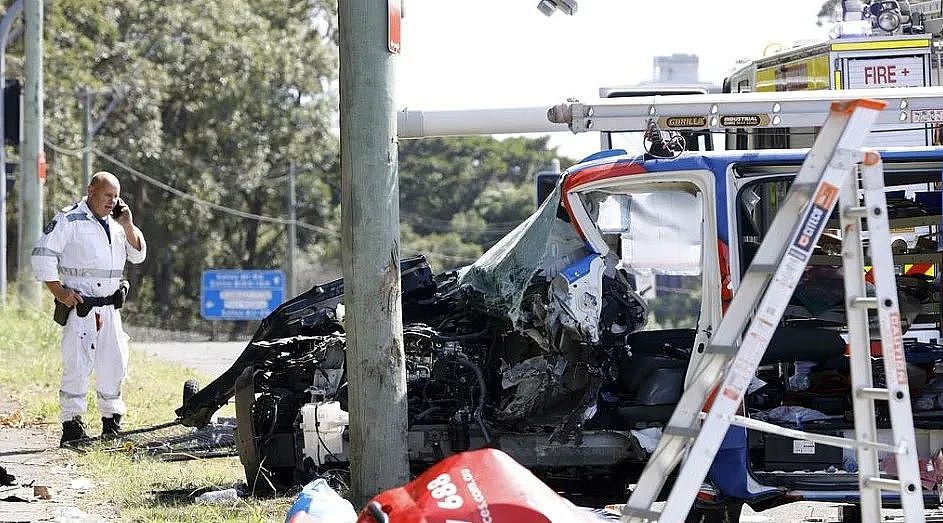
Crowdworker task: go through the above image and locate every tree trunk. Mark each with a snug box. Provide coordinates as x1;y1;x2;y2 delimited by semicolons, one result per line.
155;250;173;326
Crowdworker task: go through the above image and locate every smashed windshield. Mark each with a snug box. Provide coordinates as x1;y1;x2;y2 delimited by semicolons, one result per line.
580;185;704;329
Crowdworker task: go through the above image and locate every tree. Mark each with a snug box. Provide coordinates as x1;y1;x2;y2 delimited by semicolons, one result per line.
398;136;573;272
14;0;572;333
31;0;341;333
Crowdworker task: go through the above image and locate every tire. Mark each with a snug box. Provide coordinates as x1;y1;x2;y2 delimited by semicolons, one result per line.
182;379;200;404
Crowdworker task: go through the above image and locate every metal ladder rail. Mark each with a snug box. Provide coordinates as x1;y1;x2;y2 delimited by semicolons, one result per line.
551;86;943;134
620;99;887;523
841;154;925;522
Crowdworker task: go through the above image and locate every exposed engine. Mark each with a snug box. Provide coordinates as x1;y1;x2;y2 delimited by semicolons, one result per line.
188;254;667;491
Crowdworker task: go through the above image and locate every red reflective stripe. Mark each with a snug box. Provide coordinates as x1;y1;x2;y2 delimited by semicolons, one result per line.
831;98;887;113
561;161;647;239
905;263;934;276
718;240;732;314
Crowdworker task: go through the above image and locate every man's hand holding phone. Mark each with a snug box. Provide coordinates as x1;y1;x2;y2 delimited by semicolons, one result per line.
112;198;133;227
112;198;142;250
112;198;127;219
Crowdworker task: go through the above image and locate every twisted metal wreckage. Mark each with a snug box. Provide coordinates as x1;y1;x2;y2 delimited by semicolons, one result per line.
173;144;943;517
176;167;658;494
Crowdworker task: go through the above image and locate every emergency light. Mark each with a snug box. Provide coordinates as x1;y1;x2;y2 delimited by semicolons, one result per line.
536;0;577;17
865;0;904;33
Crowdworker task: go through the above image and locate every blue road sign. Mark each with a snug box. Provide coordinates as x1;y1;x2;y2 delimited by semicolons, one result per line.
201;269;285;320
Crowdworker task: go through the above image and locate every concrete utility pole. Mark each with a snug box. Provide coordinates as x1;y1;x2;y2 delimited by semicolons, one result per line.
286;160;296;298
0;0;23;305
339;0;409;507
19;0;41;302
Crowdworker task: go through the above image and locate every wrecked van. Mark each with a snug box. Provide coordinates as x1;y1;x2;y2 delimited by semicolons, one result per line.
177;147;943;520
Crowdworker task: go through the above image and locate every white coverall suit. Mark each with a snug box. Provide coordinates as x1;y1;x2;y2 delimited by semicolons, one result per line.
31;200;146;422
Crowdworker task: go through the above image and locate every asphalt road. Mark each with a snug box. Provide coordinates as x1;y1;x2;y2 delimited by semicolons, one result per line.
131;341;247;377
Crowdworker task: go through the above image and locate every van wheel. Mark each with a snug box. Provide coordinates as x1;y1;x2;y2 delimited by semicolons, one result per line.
182;379;200;404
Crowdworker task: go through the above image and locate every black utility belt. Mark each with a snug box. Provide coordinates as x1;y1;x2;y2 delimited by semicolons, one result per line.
53;281;130;326
78;293;121;309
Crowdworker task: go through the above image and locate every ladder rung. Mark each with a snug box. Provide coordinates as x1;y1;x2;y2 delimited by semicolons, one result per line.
747;263;777;274
843;205;868;219
864;477;903;491
851;297;878;309
663;425;700;438
621;506;661;521
790;181;817;195
857;387;891;401
726;414;898;453
705;344;737;356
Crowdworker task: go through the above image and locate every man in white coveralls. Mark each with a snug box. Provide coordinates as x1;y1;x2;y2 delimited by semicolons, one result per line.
31;171;146;445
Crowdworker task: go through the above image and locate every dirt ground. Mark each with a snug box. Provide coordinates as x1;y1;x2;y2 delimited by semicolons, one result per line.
0;399;117;523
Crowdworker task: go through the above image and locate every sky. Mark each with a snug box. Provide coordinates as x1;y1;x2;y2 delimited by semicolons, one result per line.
395;0;833;159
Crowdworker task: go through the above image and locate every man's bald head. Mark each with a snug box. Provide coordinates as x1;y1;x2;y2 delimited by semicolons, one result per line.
87;171;122;218
89;171;120;193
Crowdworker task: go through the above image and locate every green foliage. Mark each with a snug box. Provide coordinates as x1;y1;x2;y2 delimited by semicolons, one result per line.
0;298;63;421
398;136;573;272
79;451;291;522
29;0;341;332
0;293;205;426
647;290;702;329
8;1;572;331
0;297;288;521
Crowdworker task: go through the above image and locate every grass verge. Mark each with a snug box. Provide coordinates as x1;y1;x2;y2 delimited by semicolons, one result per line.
0;299;292;521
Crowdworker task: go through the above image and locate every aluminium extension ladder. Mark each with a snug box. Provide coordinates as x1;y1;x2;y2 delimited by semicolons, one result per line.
620;99;926;523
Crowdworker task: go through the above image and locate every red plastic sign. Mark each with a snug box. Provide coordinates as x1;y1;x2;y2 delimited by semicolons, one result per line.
357;449;600;523
38;151;46;185
388;0;401;54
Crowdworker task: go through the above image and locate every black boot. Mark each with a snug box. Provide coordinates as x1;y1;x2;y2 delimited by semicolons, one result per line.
101;414;122;438
60;417;89;446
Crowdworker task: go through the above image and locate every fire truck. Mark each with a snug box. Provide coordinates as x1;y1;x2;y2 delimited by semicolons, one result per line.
723;0;942;150
721;1;942;287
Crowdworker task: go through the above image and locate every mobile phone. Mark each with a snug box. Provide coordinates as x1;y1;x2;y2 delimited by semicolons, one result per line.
112;199;126;219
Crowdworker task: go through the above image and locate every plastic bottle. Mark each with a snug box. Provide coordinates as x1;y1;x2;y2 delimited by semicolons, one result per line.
195;488;240;504
284;478;357;523
300;402;349;466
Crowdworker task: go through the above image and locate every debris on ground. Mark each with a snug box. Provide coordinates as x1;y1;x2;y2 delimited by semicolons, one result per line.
0;489;33;502
0;464;14;486
194;485;243;504
63;417;237;461
194;488;240;504
55;506;108;523
69;478;94;491
284;478;356;523
0;407;44;428
33;485;52;500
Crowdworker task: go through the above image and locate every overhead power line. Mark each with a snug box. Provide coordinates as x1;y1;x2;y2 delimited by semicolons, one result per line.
44;140;90;156
44;139;339;237
95;149;339;236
